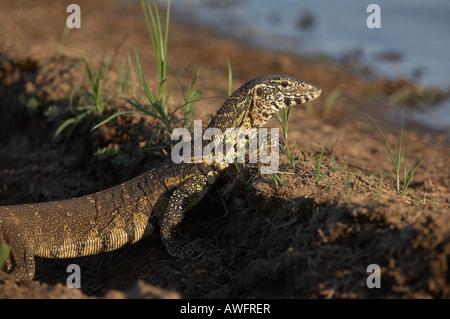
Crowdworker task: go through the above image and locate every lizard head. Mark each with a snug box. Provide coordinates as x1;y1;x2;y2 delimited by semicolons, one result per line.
206;74;321;131
245;74;322;128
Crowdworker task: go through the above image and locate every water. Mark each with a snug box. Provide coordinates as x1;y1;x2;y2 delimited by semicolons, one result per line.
170;0;450;130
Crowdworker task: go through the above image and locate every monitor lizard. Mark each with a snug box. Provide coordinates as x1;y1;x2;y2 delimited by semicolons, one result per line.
0;74;321;281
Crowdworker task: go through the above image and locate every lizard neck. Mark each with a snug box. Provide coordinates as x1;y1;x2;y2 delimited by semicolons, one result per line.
206;84;256;133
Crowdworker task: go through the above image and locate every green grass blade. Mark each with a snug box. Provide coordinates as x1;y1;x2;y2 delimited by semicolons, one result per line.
316;145;326;184
141;0;157;61
394;140;401;190
397;110;404;190
0;244;10;270
274;111;283;123
90;111;144;131
323;88;340;116
367;113;401;190
367;114;396;161
227;59;233;97
133;46;156;105
141;0;170;111
127;52;137;96
186;66;202;100
56;25;70;52
402;152;430;195
183;66;203;120
53;116;80;142
163;0;170;77
402;150;408;192
68;87;80;112
168;51;199;101
283;105;291;139
123;97;163;119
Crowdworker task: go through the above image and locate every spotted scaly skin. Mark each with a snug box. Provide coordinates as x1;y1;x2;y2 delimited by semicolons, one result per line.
0;75;321;281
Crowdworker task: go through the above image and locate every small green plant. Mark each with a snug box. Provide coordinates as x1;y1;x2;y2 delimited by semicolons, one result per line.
270;172;285;187
178;65;203;128
80;55;109;115
94;146;131;167
129;0;202;133
0;244;10;270
267;151;285;187
52;87;82;142
53;51;112;142
25;96;42;112
92;0;204;146
117;52;138;98
315;145;341;187
367;111;430;197
274;104;296;167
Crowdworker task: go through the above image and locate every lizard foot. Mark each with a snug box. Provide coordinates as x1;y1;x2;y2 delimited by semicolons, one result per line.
164;238;206;260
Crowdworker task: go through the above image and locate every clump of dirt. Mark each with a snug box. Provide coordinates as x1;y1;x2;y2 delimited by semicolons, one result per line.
378;77;450;109
0;0;449;299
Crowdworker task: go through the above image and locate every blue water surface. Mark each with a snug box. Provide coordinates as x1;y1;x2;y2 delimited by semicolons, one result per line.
169;0;450;129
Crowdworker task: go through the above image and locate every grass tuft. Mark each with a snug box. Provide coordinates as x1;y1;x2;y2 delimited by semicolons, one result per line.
367;110;430;196
91;0;205;151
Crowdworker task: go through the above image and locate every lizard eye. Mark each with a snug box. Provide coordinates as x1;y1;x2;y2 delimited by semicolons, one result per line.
281;81;289;88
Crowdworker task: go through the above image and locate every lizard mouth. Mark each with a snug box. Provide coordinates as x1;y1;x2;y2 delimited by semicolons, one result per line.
313;87;322;98
304;87;322;103
304;82;322;100
283;86;322;108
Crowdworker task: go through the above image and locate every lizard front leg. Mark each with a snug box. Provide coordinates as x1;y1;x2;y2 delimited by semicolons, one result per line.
159;172;212;258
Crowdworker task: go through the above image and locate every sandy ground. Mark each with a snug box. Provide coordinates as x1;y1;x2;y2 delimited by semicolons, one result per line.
0;0;449;298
